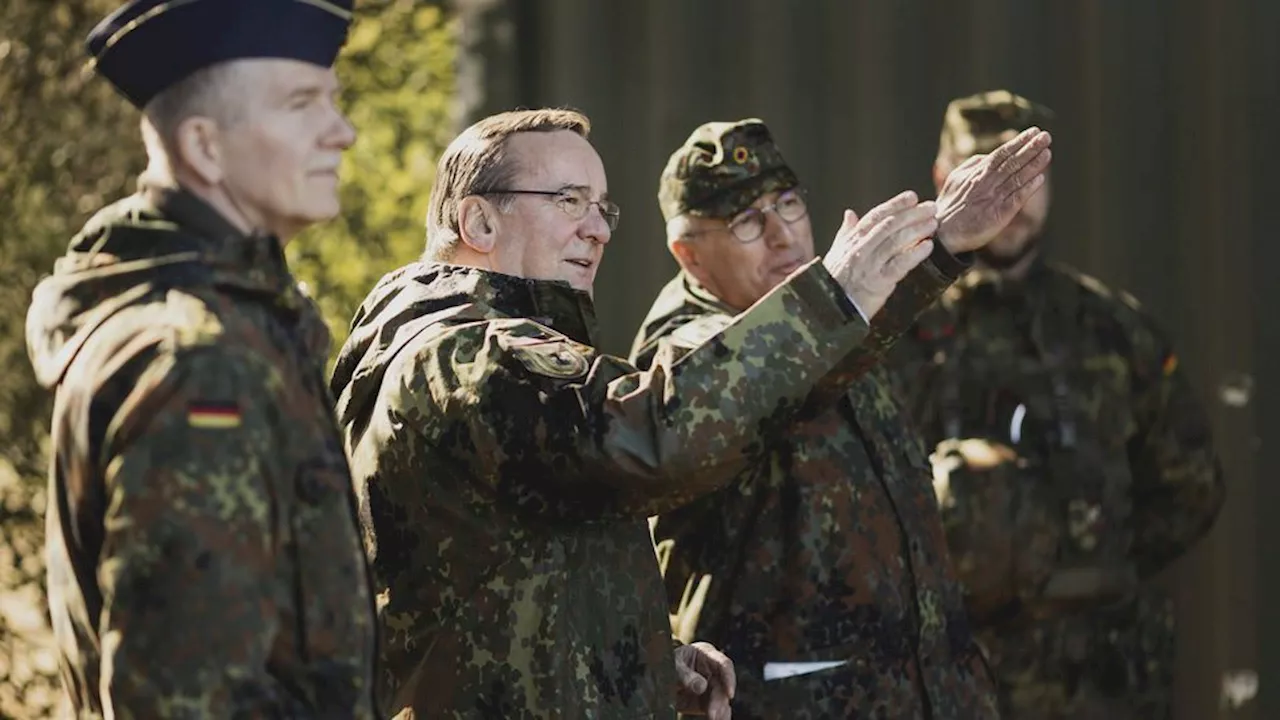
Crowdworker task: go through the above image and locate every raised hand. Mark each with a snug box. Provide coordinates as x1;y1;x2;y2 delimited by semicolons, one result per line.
823;190;937;319
935;128;1053;254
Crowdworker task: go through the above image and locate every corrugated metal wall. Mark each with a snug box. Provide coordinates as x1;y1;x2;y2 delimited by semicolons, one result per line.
453;1;1279;716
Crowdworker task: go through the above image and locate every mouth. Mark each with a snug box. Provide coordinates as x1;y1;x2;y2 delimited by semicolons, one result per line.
565;258;595;271
772;259;805;275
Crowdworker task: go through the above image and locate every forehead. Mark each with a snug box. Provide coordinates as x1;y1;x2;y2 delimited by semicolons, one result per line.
506;130;606;190
237;58;340;97
686;188;791;227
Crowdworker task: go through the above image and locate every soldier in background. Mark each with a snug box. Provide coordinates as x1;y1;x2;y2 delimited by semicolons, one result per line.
892;90;1226;719
24;0;377;715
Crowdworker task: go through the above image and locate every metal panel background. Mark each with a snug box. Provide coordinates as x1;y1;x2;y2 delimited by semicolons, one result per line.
453;1;1278;716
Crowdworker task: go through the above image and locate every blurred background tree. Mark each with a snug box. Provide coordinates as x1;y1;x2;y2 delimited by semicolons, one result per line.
0;1;456;715
291;0;457;349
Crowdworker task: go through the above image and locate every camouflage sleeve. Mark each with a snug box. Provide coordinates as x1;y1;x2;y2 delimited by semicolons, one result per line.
633;313;736;368
633;246;967;374
1126;316;1226;577
866;242;968;349
402;260;875;521
94;346;310;718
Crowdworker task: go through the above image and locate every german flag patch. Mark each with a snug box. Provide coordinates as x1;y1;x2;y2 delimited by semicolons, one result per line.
187;402;242;429
1162;353;1179;376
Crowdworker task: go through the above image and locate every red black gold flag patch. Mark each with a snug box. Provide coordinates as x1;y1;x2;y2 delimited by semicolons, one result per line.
1162;354;1179;376
187;402;242;429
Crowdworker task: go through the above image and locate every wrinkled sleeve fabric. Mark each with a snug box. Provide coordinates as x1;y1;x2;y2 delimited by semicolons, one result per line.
634;249;966;392
397;260;875;521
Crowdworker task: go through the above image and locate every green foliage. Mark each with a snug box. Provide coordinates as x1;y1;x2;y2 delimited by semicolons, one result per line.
290;0;457;354
0;1;456;716
0;1;142;492
0;3;141;715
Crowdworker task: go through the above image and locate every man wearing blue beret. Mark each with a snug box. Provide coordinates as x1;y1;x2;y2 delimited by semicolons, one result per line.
24;0;378;716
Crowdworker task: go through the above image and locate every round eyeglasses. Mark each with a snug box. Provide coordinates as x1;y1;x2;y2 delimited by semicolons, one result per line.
722;188;809;243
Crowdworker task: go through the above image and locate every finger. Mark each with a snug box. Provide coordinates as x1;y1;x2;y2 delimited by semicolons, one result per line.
862;202;936;248
950;153;985;178
827;209;863;257
839;194;925;258
854;214;901;260
693;643;736;698
996;173;1047;218
707;692;733;720
991;129;1052;179
835;209;859;244
864;212;938;269
993;147;1051;202
985;126;1044;171
714;654;736;700
854;190;919;234
675;662;708;695
881;239;934;283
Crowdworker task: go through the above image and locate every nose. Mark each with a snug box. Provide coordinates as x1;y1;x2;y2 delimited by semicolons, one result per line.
326;104;357;151
581;203;612;246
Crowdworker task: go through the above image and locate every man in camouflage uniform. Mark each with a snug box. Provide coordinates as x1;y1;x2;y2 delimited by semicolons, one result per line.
24;1;377;716
328;107;982;718
891;90;1226;719
629;118;1052;719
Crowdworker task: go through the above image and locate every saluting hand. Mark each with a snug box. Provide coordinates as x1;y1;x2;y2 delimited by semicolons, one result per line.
823;190;938;320
935;127;1053;254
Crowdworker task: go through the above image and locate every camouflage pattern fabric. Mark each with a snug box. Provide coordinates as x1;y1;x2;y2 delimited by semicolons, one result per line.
25;185;378;719
938;90;1057;161
328;256;900;719
630;252;1001;720
658;119;800;222
892;260;1226;719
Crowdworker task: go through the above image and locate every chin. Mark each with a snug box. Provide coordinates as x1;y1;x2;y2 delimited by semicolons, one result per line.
313;196;343;220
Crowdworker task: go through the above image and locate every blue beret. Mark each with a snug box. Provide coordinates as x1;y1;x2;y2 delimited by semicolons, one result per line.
86;0;355;109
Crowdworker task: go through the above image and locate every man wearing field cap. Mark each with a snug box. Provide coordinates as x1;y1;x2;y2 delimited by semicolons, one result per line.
893;90;1225;719
25;1;377;716
630;117;1052;718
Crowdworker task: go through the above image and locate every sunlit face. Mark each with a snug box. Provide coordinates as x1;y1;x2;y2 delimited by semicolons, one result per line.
489;130;612;292
671;188;815;311
217;59;356;239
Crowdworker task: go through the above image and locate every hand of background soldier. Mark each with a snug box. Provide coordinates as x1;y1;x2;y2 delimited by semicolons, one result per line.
935;127;1053;253
822;190;938;319
674;641;736;720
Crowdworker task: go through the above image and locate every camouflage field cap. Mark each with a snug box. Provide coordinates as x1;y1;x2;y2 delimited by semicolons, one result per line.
658;119;800;222
939;90;1056;159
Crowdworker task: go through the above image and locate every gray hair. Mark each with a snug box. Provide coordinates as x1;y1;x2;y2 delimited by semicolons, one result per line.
423;108;590;261
140;61;251;165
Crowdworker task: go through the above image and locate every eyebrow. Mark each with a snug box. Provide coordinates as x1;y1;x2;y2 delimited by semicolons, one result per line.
735;189;797;217
285;86;322;102
284;82;341;104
